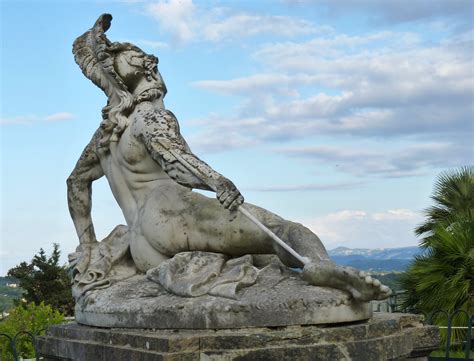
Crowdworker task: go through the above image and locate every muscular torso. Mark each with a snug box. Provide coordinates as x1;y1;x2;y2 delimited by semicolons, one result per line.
71;101;272;270
97;102;187;227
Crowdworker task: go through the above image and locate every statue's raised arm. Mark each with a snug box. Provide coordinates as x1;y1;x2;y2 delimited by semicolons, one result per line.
136;107;244;210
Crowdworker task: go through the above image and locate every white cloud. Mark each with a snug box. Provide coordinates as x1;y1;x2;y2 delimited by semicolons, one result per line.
142;3;472;179
278;142;471;178
303;208;422;249
372;209;419;221
145;1;325;44
188;133;257;153
186;114;265;153
253;30;422;68
146;0;196;44
246;181;365;192
193;73;323;96
325;210;368;221
202;14;320;42
189;26;473;166
44;112;75;122
188;116;472;175
138;39;169;49
1;112;75;125
284;0;473;29
252;35;472;135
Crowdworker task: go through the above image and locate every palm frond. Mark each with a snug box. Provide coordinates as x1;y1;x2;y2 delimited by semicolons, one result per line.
416;166;474;236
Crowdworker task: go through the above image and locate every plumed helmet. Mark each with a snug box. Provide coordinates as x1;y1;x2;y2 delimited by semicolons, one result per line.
72;14;130;97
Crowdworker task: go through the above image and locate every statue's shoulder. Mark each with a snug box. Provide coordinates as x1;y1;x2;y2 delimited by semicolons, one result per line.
89;127;105;153
139;107;177;124
73;127;104;167
135;107;179;133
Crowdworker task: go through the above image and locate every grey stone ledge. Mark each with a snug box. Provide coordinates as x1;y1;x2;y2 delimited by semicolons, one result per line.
38;313;440;361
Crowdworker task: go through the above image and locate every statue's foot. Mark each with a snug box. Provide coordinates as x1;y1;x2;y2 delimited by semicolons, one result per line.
302;261;391;302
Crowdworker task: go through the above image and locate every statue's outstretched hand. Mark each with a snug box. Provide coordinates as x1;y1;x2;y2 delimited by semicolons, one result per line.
216;177;244;210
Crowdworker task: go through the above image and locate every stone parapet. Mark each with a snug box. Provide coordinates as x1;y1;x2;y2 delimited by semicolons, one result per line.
38;312;439;361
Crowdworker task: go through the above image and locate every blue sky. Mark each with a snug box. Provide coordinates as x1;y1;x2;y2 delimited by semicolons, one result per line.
1;0;473;274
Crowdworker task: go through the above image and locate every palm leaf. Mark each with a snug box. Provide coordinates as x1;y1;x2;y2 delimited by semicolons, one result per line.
415;166;474;236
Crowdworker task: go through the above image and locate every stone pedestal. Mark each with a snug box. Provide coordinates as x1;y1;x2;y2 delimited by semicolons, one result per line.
74;273;372;329
38;313;439;361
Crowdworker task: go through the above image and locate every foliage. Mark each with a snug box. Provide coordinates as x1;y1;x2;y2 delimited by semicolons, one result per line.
373;273;403;292
431;349;474;359
0;277;24;313
415;166;474;236
0;302;64;361
400;218;473;314
7;243;74;316
400;167;474;350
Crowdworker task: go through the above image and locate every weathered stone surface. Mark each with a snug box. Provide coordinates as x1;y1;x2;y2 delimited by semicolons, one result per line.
74;273;371;329
38;313;439;361
67;13;390;330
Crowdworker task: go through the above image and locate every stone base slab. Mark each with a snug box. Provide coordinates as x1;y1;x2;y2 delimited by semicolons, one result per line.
38;313;439;361
74;273;372;329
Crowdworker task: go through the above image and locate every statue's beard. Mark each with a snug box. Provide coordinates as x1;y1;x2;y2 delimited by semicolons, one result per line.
134;87;164;104
99;86;165;148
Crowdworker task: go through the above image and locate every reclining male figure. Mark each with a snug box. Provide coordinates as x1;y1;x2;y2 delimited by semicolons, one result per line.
68;14;390;302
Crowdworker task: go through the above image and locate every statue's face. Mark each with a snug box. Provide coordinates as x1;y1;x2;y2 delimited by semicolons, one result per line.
114;50;166;96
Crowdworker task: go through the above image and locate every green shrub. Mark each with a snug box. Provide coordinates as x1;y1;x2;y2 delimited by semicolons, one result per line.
0;302;64;361
8;244;75;316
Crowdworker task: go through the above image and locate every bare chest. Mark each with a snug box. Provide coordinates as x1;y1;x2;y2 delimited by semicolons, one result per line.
115;127;150;166
96;128;159;177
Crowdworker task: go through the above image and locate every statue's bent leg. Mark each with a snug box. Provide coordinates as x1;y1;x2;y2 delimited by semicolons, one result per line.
137;188;391;301
244;204;392;302
272;222;330;266
130;232;170;273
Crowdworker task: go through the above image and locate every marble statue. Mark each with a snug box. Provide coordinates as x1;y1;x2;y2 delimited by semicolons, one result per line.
67;14;390;328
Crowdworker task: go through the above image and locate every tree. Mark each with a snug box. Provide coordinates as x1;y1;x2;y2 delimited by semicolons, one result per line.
415;166;474;236
0;302;64;361
400;217;473;313
400;167;474;348
7;244;74;316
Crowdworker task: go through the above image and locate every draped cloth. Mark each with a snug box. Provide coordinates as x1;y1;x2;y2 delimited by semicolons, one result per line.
147;252;259;299
69;225;137;299
70;225;261;300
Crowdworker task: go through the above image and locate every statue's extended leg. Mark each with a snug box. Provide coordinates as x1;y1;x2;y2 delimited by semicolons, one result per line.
249;205;392;302
138;188;391;301
302;262;391;301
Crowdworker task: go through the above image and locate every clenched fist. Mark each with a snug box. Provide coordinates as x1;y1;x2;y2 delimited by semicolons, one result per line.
216;177;244;210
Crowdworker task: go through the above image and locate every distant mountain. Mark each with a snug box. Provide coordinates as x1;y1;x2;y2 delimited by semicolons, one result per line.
328;246;422;272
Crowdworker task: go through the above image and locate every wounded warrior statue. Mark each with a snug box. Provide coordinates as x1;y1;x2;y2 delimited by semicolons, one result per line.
68;14;391;329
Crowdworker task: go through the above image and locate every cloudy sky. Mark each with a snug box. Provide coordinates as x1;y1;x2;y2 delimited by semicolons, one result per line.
1;0;473;274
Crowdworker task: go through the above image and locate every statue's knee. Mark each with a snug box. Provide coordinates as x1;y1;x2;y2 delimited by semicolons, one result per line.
103;224;129;242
